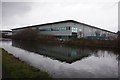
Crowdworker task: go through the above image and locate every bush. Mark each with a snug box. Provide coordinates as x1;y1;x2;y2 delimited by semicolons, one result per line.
12;29;40;41
64;38;118;49
12;28;58;43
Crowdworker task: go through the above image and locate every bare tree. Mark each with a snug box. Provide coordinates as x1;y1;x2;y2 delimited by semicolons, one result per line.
95;31;101;37
12;28;57;42
12;28;40;41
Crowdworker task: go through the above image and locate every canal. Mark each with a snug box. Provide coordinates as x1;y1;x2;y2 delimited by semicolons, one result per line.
0;40;119;78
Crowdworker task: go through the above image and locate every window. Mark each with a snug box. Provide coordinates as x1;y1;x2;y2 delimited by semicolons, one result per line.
66;26;70;30
39;26;70;31
72;27;77;32
39;29;46;31
61;27;66;30
47;28;51;31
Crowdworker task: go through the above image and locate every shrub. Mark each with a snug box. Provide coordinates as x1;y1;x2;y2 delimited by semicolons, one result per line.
12;28;58;43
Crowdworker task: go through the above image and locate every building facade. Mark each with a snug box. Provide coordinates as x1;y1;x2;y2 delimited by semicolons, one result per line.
12;20;117;40
0;30;12;38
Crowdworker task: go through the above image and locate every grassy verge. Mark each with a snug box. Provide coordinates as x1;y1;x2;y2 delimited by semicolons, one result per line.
1;48;52;79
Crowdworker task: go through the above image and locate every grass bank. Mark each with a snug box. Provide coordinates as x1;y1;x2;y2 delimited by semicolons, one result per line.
1;48;52;79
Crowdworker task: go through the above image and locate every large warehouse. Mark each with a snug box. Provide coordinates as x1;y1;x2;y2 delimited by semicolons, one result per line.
12;20;117;40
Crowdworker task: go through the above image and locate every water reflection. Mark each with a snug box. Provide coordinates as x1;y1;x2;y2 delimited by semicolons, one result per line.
1;41;119;78
12;41;100;63
119;55;120;79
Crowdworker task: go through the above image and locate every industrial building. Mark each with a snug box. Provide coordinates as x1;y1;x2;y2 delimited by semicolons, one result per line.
0;30;12;36
0;30;12;38
12;20;117;40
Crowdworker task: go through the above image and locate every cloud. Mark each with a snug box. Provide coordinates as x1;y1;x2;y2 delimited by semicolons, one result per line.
2;2;33;29
119;1;120;31
1;0;119;32
0;2;2;29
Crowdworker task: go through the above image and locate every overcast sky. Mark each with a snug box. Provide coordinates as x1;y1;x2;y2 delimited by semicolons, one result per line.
1;0;120;32
118;1;120;31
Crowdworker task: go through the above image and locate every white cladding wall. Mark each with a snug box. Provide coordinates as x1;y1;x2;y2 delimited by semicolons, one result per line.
6;32;12;36
69;22;117;39
69;22;96;38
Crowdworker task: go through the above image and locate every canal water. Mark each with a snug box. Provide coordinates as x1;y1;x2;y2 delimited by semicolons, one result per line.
0;41;119;78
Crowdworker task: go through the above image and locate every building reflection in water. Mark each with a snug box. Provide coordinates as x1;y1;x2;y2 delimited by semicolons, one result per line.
12;41;117;64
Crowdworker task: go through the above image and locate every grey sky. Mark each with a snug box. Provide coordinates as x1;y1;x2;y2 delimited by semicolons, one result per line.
118;1;120;31
1;0;119;32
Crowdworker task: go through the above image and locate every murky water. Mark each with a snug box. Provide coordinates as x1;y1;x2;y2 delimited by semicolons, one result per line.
0;41;119;78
